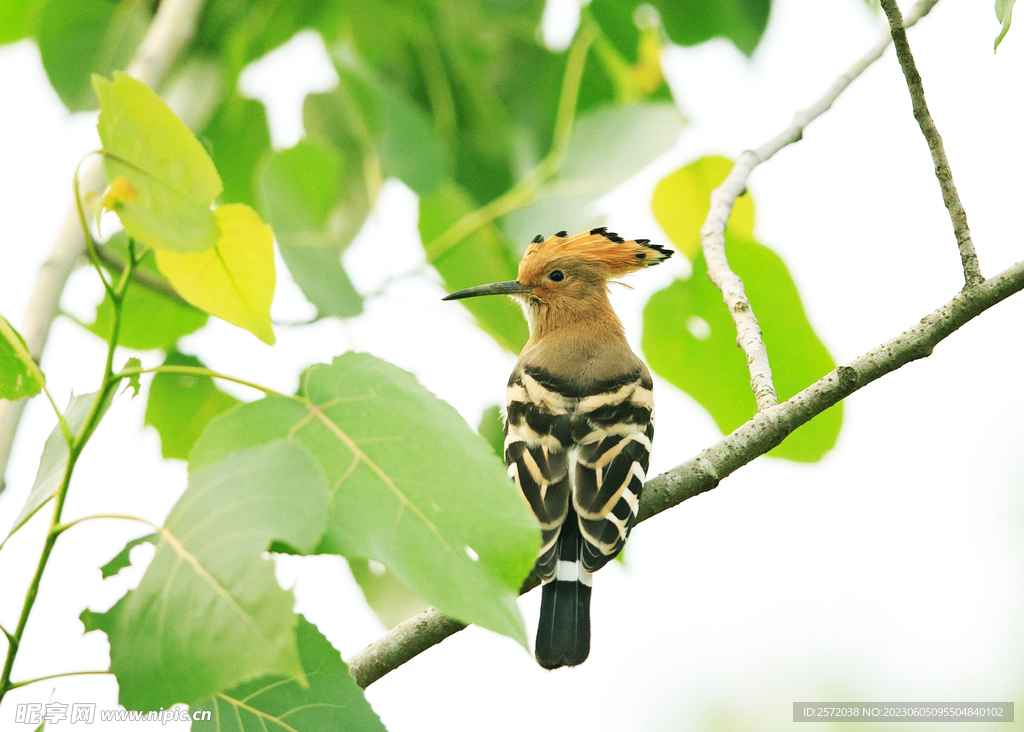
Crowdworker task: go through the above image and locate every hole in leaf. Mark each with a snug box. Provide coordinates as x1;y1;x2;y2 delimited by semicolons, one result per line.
367;559;387;577
464;546;480;562
687;316;711;340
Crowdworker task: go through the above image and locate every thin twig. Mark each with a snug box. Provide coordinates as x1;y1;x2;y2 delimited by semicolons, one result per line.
699;0;940;413
879;0;983;287
348;253;1024;690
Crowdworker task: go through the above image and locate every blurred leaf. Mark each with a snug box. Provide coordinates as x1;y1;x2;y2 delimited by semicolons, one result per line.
94;72;222;253
38;0;150;112
590;0;643;62
0;0;44;44
643;237;841;462
8;392;110;537
478;405;505;460
995;0;1015;51
502;102;683;246
348;558;428;630
421;181;528;353
201;95;271;209
649;0;772;56
89;234;208;351
155;204;276;345
257;140;363;319
326;53;447;196
653;155;755;260
122;357;142;397
82;439;331;710
0;314;44;401
586;8;669;106
378;81;446;195
144;351;240;461
260;142;340;239
191;353;540;646
192;0;348;83
100;533;155;579
191;616;386;732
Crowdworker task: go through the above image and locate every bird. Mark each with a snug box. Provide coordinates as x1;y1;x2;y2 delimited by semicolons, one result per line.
443;227;673;669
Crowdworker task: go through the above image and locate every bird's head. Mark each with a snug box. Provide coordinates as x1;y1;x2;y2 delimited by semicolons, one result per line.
442;228;673;315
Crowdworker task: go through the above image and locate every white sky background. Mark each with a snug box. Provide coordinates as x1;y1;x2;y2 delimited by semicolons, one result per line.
1;0;1024;730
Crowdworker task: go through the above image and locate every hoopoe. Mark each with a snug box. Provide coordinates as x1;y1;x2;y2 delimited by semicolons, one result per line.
443;227;672;668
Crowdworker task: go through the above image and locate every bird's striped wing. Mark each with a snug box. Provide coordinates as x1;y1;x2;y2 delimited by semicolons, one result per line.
504;378;572;581
572;377;653;572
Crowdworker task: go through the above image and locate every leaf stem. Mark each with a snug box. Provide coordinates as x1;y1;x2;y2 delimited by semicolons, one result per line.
110;364;300;402
6;670;109;691
52;513;158;537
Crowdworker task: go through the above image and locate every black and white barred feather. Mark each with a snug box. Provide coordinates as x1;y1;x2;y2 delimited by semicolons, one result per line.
505;363;653;668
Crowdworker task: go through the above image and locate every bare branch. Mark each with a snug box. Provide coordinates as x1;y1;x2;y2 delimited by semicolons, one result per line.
0;0;208;493
348;253;1024;690
879;0;984;287
700;0;940;413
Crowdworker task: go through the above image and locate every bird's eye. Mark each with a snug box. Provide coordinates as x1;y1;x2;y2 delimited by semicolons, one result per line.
548;270;565;282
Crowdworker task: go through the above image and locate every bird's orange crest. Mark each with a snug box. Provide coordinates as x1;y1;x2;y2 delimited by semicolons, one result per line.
518;227;672;284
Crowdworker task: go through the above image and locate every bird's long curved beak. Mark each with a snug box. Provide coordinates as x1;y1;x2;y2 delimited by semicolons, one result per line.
442;281;531;300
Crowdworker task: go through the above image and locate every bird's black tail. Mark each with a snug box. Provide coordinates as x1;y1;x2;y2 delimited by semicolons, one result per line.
535;506;591;669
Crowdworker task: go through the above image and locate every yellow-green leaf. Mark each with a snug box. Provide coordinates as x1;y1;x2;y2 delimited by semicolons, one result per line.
995;0;1016;51
93;72;222;253
643;236;841;462
652;156;755;260
156;204;275;344
0;314;45;401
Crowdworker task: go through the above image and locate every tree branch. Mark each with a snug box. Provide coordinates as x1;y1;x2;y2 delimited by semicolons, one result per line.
348;253;1024;690
0;0;208;494
345;0;964;688
700;0;939;412
879;0;983;287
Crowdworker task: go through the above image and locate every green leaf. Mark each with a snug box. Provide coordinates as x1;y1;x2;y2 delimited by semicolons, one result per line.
0;314;45;401
192;0;348;83
8;392;110;537
100;533;156;579
93;72;222;253
155;204;276;344
37;0;150;112
421;182;528;353
996;0;1016;51
652;155;755;260
642;237;841;462
191;353;540;645
478;405;505;461
191;615;386;732
144;352;241;461
122;357;142;398
649;0;772;56
0;0;44;44
501;102;684;247
88;235;208;350
348;558;428;630
201;95;271;209
326;54;447;197
257;141;363;319
377;81;445;196
83;439;331;710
